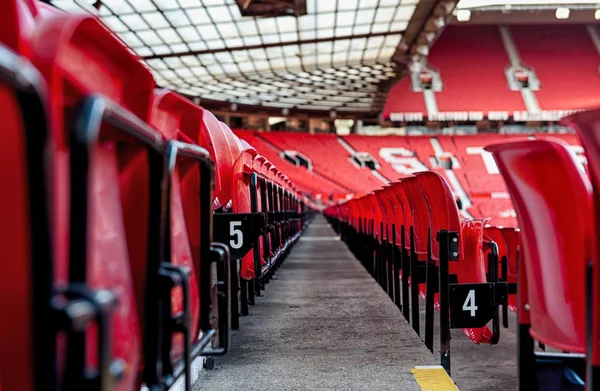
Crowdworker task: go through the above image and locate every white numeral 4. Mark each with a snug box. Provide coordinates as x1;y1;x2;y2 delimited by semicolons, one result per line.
463;290;478;317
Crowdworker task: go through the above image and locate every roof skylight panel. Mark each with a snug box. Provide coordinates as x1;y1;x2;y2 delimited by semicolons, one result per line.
278;31;298;42
163;56;184;68
338;0;359;11
141;12;170;29
51;1;88;13
120;32;144;48
395;5;417;21
120;13;150;30
336;10;356;27
217;23;239;38
128;0;157;12
157;28;183;44
335;26;353;37
221;63;240;73
102;16;129;33
103;0;135;13
150;45;171;55
390;20;409;31
354;8;376;25
206;5;232;22
374;7;395;23
152;0;180;10
185;8;211;24
137;29;164;45
176;26;201;41
236;61;256;74
165;9;192;26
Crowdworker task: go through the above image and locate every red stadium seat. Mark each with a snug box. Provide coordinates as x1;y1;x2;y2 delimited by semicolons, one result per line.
31;13;161;391
487;138;592;352
0;42;52;391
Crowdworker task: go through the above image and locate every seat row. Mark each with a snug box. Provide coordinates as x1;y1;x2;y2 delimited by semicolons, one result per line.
325;110;600;389
0;2;313;391
324;171;519;374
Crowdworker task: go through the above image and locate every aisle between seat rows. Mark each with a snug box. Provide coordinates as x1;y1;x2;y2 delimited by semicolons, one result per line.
195;215;458;391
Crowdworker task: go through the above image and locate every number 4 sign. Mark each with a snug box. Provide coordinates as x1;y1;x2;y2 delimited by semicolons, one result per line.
462;290;478;317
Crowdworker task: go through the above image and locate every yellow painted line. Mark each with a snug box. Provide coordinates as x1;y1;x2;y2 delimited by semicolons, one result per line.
411;365;459;391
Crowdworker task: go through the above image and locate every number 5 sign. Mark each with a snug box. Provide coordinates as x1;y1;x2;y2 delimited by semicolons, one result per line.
213;212;266;259
230;221;243;249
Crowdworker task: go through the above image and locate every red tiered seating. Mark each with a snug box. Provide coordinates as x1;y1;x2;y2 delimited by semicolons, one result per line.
344;135;429;181
428;26;526;112
261;131;383;193
234;129;349;197
381;77;427;119
511;24;600;111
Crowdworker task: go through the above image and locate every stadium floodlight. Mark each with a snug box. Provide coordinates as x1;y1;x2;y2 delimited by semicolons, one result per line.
555;7;570;19
595;9;600;19
456;9;471;21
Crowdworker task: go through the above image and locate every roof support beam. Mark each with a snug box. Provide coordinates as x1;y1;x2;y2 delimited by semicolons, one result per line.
142;30;404;60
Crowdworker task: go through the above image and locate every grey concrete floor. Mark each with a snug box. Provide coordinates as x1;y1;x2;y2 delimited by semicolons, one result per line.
195;216;439;391
414;296;518;391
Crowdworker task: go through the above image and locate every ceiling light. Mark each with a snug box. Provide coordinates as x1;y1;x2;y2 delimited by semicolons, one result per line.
456;9;471;22
595;9;600;20
556;7;570;19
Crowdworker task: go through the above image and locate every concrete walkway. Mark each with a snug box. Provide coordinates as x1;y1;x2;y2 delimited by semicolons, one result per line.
195;215;444;391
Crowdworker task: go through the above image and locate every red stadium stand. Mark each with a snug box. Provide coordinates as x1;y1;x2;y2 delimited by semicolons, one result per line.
344;135;430;181
511;24;600;111
381;77;427;120
428;26;526;113
261;131;383;193
234;129;349;197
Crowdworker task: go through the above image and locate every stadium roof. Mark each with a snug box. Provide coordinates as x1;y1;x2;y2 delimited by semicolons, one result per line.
51;0;445;116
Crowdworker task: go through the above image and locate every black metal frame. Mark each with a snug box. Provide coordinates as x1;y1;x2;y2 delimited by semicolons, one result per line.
212;171;308;330
71;96;229;391
0;43;57;391
331;216;518;378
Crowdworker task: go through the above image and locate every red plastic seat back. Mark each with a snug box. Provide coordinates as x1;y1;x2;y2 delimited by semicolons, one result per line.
0;44;50;391
149;90;205;351
232;150;260;279
31;15;156;390
486;139;592;352
401;177;430;255
0;0;38;56
389;182;412;247
562;110;600;361
383;185;404;245
414;171;462;260
197;109;234;208
375;188;393;240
